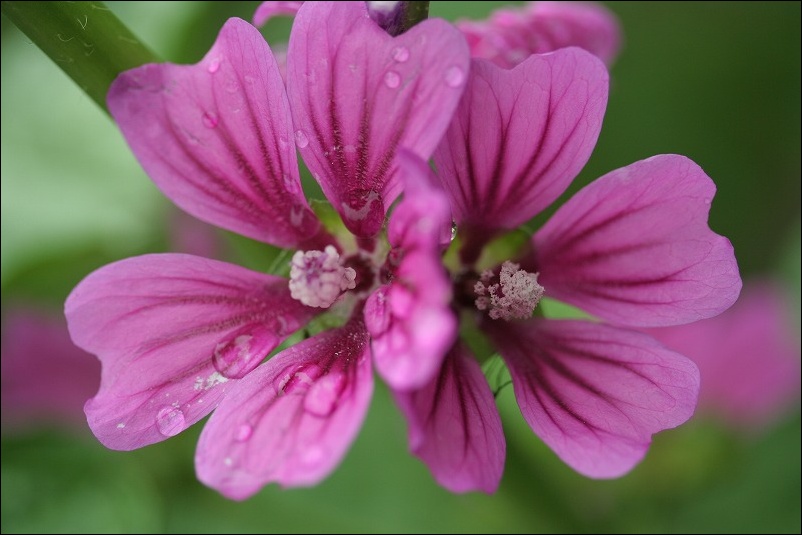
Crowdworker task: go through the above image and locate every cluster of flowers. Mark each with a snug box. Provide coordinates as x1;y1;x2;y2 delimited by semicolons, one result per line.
65;1;744;499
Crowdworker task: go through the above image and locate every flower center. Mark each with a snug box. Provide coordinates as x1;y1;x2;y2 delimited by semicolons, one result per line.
474;261;545;321
289;245;357;308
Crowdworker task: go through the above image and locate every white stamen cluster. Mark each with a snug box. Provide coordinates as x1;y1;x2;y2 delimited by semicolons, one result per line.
474;261;545;321
289;245;357;308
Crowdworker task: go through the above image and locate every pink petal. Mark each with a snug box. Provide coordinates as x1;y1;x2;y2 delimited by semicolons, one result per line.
195;314;372;499
458;2;620;69
65;254;316;450
433;50;608;240
531;155;742;327
108;18;326;250
253;1;303;26
287;1;470;237
394;343;505;493
388;149;453;251
365;248;457;390
646;281;800;429
1;308;100;429
485;318;699;478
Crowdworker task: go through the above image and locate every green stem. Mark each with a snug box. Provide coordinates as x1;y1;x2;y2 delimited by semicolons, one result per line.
1;1;160;115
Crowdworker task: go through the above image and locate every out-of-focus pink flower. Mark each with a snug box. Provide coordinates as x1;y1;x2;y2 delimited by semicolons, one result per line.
252;1;303;27
67;2;468;500
457;1;621;68
646;282;800;429
1;308;100;429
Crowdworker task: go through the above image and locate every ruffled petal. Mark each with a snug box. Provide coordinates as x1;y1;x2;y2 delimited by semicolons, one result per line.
365;248;456;390
253;1;303;26
646;281;801;428
287;1;470;237
433;50;608;237
108;18;325;249
65;254;316;450
394;343;505;493
485;318;699;478
195;314;372;499
458;1;621;68
531;155;742;327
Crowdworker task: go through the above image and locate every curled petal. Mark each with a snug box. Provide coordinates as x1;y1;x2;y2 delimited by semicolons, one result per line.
253;1;303;26
287;1;470;237
66;254;316;450
485;318;699;478
196;314;372;499
365;248;456;390
434;50;608;237
388;149;453;251
108;18;325;249
394;344;505;493
646;282;801;428
458;1;621;68
531;155;742;327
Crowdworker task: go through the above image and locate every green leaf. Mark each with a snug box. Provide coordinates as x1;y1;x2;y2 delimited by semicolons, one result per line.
1;1;159;114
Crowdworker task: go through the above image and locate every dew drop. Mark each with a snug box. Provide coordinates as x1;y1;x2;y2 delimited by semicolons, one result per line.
213;332;277;379
451;221;458;241
156;406;185;437
384;71;401;89
207;58;221;74
274;364;320;396
295;129;309;148
278;136;289;150
303;373;346;417
235;424;253;442
301;446;325;466
202;112;218;129
391;46;409;63
444;65;465;88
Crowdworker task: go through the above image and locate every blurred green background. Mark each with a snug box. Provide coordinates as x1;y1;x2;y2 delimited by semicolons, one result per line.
1;2;800;533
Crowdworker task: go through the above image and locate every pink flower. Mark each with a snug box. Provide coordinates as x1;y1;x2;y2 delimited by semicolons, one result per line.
646;282;800;429
380;49;741;492
67;2;468;499
457;1;622;68
2;308;100;430
66;2;741;500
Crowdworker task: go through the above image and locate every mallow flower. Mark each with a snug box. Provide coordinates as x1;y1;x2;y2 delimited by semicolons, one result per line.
66;1;741;499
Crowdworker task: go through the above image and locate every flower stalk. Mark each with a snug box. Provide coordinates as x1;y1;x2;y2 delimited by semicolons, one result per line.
1;1;159;114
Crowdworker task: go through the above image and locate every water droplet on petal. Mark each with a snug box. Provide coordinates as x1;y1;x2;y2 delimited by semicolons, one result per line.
207;58;221;74
444;65;465;88
391;46;409;63
451;221;458;241
235;424;253;442
156;406;185;437
202;112;218;128
304;373;346;417
213;331;278;379
279;136;289;150
274;364;320;396
384;71;401;89
301;446;325;466
295;129;309;148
